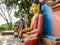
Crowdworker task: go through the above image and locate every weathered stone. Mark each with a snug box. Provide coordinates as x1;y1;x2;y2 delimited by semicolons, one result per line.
0;35;24;45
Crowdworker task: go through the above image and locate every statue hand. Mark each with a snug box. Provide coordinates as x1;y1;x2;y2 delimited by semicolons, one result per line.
18;31;22;38
26;32;30;35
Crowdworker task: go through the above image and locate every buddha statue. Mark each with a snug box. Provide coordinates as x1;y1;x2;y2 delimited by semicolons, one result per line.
18;2;44;38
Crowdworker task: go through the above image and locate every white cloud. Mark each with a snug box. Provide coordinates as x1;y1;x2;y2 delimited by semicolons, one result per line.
0;17;7;25
0;2;20;25
0;16;20;25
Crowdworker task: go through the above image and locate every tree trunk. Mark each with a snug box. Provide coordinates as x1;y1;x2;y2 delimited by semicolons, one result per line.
9;22;12;30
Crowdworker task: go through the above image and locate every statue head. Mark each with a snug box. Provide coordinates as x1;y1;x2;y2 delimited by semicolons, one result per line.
46;0;55;6
32;2;41;14
19;19;23;24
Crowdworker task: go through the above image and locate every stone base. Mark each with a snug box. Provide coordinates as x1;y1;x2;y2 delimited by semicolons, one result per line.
2;31;14;35
42;37;60;45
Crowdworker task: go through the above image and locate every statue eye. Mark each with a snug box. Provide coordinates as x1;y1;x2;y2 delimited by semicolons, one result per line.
32;5;35;9
32;6;34;8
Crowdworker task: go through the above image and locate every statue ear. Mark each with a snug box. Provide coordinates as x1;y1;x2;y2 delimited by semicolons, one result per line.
38;3;40;7
37;3;40;9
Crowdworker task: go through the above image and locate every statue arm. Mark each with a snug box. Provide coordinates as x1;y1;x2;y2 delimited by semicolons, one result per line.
18;18;34;38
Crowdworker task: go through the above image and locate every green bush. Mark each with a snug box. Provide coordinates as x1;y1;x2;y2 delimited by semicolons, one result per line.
0;23;17;32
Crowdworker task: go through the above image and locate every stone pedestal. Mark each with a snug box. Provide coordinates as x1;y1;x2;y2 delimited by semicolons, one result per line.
42;37;60;45
2;31;14;35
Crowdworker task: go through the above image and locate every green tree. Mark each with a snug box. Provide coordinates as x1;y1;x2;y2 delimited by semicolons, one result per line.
4;0;34;18
0;0;34;30
0;1;15;30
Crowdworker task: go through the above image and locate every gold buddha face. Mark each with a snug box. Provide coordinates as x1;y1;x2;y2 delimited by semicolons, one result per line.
20;20;23;24
32;3;40;14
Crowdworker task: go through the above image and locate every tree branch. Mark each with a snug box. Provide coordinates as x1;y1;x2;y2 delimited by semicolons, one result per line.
0;13;9;23
0;7;7;19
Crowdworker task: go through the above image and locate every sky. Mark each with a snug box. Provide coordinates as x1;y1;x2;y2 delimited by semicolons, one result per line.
0;6;20;25
0;16;20;25
0;9;20;25
0;0;20;25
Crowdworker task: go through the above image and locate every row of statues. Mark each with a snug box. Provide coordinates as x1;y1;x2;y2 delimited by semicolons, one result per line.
14;0;60;45
18;0;56;38
15;0;59;38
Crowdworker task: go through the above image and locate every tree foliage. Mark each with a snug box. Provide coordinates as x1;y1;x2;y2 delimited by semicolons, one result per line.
0;1;14;30
0;0;34;30
4;0;34;18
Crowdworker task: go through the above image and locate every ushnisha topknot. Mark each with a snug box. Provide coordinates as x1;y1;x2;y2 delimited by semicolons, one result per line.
34;0;40;4
34;0;39;3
